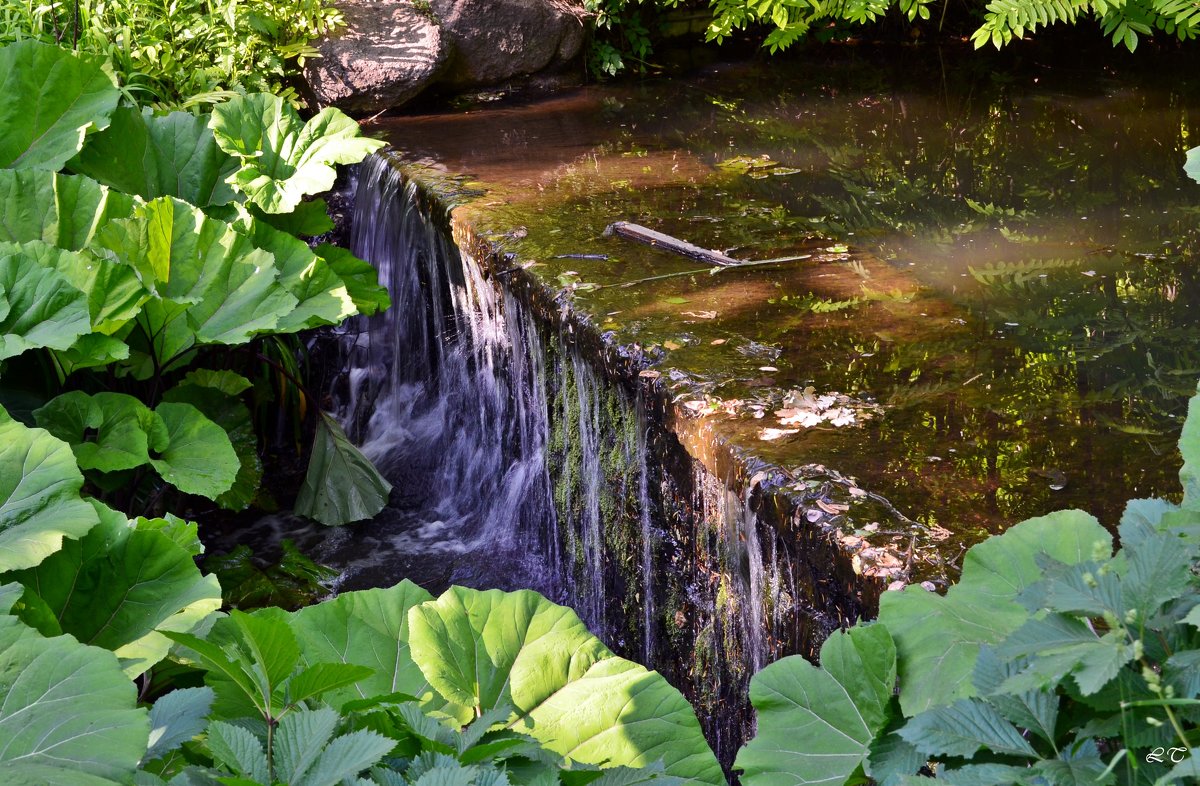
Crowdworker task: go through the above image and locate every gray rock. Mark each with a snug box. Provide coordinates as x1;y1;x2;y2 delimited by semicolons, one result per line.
304;0;449;113
432;0;588;87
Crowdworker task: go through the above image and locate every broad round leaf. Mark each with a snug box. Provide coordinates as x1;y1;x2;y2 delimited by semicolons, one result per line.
35;391;168;473
1185;146;1200;185
211;94;385;214
286;580;435;709
163;377;260;510
9;500;221;677
0;251;90;360
409;586;724;786
0;614;148;783
735;624;897;786
0;413;98;572
880;510;1112;716
150;401;240;499
0;169;135;251
71;106;239;207
0;40;119;171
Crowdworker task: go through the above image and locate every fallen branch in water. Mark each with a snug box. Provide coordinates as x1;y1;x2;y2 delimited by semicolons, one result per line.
604;221;743;266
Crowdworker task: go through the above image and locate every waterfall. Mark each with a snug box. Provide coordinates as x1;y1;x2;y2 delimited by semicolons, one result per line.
295;153;867;768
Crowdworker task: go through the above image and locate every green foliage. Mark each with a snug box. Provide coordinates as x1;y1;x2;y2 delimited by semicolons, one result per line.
296;413;394;526
584;0;682;76
0;0;344;108
205;540;338;610
734;387;1200;785
1187;147;1200;184
0;583;149;785
211;93;386;214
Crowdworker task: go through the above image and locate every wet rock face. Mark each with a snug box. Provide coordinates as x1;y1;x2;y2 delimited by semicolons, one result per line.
304;0;448;114
305;0;587;113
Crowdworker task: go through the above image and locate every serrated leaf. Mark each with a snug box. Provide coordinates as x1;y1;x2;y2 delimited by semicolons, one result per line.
71;106;238;207
0;40;119;171
410;586;723;785
150;401;239;499
0;614;148;782
735;625;897;786
1118;498;1180;547
300;728;395;786
897;699;1037;759
288;662;376;705
206;721;268;783
999;618;1133;697
274;707;339;783
972;648;1058;745
0;413;99;572
144;687;215;762
1122;531;1196;620
295;413;391;526
210;94;385;214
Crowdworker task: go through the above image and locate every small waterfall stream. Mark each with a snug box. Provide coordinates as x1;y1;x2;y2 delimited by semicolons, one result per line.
309;154;869;767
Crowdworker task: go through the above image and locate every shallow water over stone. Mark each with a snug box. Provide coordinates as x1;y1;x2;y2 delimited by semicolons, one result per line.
380;45;1200;548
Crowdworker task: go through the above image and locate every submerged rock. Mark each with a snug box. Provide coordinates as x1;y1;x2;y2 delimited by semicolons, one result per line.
305;0;587;113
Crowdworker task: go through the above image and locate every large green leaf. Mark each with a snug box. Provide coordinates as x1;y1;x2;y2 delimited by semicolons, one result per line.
0;240;147;335
316;243;391;317
210;94;385;214
295;413;392;526
150;401;240;499
286;580;435;709
880;510;1112;716
0;41;119;171
409;586;724;785
7;500;221;677
71;106;239;207
0;169;135;250
233;213;356;331
0;412;98;572
34;391;168;473
163;373;261;510
735;624;898;786
94;198;297;343
0;612;148;784
0;250;91;360
1185;146;1200;185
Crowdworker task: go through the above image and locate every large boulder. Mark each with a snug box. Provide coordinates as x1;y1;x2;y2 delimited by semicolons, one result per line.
305;0;587;114
431;0;587;88
303;0;449;114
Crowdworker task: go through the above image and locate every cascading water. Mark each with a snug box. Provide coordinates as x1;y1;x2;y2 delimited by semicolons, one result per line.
244;152;869;769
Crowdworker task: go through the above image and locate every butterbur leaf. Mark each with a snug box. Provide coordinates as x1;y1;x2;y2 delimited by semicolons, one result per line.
0;613;148;783
286;581;435;709
144;687;215;762
210;93;385;214
0;169;135;250
35;391;168;473
9;499;222;677
0;41;120;171
133;513;203;557
71;106;239;207
409;586;723;785
149;401;240;499
179;368;253;396
1181;386;1200;510
735;624;897;786
1186;146;1200;185
254;199;335;236
897;699;1037;759
317;243;392;316
880;510;1111;715
0;250;91;360
0;413;99;572
163;375;260;510
295;413;392;526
